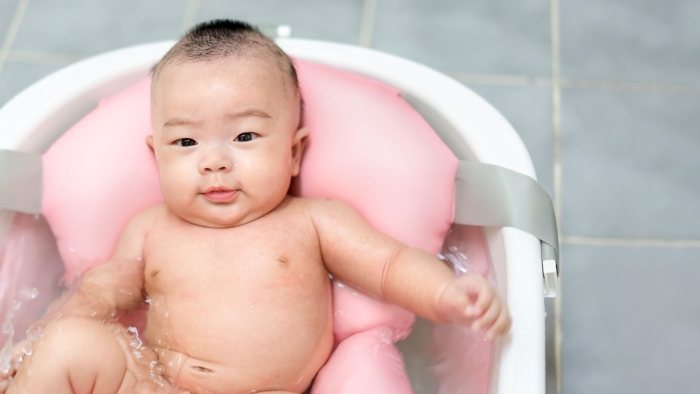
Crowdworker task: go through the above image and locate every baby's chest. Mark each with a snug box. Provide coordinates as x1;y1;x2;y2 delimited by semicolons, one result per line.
142;223;324;293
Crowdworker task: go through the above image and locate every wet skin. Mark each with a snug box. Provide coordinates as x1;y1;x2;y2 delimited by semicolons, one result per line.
142;200;334;393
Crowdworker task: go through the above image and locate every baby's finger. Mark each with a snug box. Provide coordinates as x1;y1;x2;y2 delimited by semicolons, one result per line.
0;378;9;394
485;305;511;340
472;298;501;333
466;281;494;317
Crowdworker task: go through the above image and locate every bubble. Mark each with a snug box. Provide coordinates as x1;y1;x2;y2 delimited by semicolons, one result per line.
130;338;143;349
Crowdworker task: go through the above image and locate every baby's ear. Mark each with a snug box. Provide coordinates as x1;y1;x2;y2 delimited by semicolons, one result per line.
291;127;309;177
146;135;155;153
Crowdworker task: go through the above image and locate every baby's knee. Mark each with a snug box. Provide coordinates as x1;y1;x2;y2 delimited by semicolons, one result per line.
14;318;128;393
24;318;126;384
34;318;125;362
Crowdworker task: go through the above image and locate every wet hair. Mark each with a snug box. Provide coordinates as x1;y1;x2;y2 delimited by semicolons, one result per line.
152;20;300;96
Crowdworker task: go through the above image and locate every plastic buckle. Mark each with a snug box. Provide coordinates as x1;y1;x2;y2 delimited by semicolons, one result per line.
543;259;559;298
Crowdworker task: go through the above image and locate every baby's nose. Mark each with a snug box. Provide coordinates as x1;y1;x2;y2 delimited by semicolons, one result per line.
199;151;233;174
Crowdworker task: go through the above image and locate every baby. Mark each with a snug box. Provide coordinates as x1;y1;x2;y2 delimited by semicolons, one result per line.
1;20;510;394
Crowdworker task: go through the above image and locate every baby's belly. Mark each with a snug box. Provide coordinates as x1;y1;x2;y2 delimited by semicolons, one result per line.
143;277;334;394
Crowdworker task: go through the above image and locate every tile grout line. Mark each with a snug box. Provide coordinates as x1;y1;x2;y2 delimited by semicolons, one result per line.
449;72;690;93
358;0;377;47
550;0;563;393
181;0;202;34
562;236;700;248
1;48;692;92
7;49;84;64
562;78;689;93
0;0;29;78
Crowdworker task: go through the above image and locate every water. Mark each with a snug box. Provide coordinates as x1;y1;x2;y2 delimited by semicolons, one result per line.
0;288;41;376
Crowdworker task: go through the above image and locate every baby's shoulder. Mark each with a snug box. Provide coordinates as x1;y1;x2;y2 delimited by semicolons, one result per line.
126;203;168;231
288;197;361;223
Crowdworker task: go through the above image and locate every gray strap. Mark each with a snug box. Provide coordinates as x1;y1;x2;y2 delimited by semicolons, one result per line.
0;150;43;214
454;161;559;264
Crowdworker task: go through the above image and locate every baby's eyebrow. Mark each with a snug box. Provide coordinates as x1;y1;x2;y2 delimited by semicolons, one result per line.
163;118;203;128
226;109;273;120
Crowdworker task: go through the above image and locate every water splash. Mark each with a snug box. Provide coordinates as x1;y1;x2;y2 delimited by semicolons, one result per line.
0;301;21;374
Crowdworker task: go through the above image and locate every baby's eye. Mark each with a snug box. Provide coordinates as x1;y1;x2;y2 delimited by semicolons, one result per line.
235;133;256;142
175;138;198;147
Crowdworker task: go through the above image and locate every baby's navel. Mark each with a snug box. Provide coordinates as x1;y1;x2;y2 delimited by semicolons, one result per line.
277;256;289;267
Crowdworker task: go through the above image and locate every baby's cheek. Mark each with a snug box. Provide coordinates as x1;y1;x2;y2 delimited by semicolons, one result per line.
245;160;291;199
160;163;197;199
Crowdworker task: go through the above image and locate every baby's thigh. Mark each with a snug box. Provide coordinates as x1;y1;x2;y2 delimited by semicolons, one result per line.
9;318;170;394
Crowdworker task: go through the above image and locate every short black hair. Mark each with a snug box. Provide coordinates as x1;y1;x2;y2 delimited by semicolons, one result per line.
152;20;300;95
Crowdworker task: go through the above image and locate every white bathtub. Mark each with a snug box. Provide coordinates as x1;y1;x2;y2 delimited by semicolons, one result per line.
0;39;546;394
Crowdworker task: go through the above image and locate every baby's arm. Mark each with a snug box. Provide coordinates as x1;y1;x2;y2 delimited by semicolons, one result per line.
56;205;159;320
312;200;511;339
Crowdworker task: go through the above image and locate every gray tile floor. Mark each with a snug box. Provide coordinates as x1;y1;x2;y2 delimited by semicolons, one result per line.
1;1;698;393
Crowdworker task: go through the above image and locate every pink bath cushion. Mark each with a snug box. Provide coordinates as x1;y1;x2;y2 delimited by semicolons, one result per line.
311;326;413;394
41;58;459;393
43;77;161;281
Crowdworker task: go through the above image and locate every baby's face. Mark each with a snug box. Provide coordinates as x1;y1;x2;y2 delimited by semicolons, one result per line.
149;55;306;228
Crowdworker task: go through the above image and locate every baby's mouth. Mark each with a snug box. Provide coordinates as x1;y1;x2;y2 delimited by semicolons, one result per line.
202;187;238;203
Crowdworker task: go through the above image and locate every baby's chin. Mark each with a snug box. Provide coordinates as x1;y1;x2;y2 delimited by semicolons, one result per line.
168;201;267;228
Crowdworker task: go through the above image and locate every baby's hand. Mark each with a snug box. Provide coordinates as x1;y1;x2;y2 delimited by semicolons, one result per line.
437;274;511;340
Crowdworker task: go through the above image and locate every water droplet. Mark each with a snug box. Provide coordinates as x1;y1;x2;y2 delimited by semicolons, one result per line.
20;288;39;300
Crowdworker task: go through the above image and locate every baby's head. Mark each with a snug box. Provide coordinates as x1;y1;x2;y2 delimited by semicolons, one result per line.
148;20;307;228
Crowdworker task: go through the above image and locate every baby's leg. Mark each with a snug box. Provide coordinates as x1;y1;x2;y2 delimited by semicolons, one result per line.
6;317;163;394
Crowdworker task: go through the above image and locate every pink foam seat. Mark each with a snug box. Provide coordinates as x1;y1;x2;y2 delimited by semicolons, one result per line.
41;59;460;393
